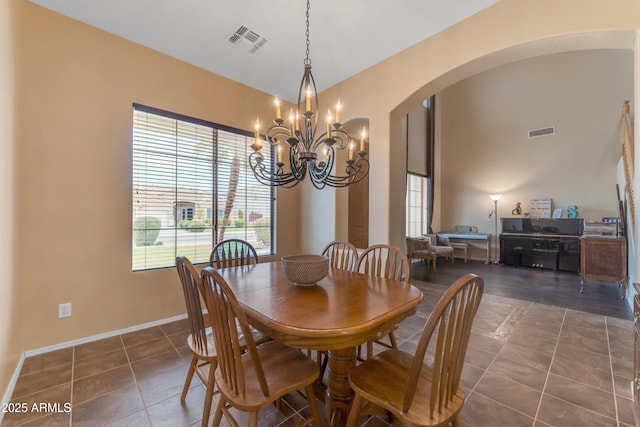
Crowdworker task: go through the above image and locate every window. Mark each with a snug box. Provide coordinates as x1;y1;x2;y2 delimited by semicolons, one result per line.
132;104;274;271
406;173;427;237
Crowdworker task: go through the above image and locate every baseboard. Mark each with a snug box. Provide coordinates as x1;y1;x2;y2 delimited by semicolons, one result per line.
22;313;188;358
0;352;26;424
0;312;188;418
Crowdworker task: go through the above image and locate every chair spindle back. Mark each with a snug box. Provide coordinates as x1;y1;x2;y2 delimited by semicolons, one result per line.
322;240;358;271
356;244;411;284
405;273;484;417
175;256;209;355
199;266;270;399
210;239;259;268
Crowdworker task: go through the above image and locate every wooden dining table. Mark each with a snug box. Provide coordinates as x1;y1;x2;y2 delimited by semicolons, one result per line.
216;261;424;427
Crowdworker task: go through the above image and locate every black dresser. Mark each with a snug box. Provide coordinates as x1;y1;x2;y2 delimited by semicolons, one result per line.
499;218;583;273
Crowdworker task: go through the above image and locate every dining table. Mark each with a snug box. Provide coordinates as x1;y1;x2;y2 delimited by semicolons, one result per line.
216;260;424;427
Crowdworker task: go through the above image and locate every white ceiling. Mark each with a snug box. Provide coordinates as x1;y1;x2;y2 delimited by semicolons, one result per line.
28;0;498;102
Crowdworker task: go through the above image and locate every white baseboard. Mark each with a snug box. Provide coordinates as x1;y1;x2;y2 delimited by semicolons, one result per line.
0;352;25;423
0;312;188;420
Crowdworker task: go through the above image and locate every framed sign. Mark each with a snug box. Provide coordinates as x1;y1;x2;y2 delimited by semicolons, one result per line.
530;198;552;218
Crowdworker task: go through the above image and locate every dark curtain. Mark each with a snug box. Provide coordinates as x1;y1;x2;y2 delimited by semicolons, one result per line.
425;96;435;234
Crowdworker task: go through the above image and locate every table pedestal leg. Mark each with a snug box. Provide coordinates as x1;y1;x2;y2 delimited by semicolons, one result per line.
326;347;356;427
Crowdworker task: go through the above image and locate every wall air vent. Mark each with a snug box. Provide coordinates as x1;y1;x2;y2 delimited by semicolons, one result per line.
227;26;268;53
528;126;556;139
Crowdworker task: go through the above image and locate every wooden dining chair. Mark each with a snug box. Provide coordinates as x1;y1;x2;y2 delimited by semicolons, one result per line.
345;273;484;427
322;240;358;271
312;240;359;381
356;244;411;358
199;266;325;427
209;238;258;268
175;255;219;427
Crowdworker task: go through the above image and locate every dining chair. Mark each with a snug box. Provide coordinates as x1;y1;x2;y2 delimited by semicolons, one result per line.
322;239;358;271
199;266;325;427
209;238;259;268
345;273;484;427
356;244;411;358
176;255;269;427
175;255;219;427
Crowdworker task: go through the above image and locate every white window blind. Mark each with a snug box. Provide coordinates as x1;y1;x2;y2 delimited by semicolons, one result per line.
132;104;274;271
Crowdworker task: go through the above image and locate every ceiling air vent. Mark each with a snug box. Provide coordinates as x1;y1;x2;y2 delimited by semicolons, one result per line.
227;26;268;53
528;126;555;139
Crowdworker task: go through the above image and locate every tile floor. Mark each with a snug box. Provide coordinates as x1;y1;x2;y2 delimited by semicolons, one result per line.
1;278;635;426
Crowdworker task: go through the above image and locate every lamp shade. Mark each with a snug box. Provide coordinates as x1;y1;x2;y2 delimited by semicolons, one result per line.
489;194;502;202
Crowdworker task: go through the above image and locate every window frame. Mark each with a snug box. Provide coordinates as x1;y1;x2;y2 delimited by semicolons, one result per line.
132;103;275;271
406;172;428;238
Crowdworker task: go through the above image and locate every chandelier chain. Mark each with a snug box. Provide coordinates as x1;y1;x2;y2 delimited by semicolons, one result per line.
304;0;311;65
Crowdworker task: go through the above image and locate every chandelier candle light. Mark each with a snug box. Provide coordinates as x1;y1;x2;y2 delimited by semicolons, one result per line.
248;0;369;189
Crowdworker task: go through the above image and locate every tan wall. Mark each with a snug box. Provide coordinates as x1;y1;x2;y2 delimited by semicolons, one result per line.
8;0;301;380
314;0;639;251
0;0;20;402
439;49;633;233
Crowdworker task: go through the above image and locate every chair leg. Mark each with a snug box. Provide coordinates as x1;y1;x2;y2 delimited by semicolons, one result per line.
451;415;462;427
211;395;225;427
345;393;364;427
304;384;325;427
181;356;198;402
320;352;328;382
388;332;398;349
248;411;259;427
201;360;217;427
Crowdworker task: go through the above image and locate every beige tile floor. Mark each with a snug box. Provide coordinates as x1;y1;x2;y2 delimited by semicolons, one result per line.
1;279;635;426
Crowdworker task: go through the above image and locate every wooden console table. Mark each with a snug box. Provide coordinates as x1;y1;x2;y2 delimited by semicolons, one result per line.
580;236;627;298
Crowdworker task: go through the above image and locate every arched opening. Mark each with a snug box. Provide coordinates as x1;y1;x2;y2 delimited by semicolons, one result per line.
387;31;637;251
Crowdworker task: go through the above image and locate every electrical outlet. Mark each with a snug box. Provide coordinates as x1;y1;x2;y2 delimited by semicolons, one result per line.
58;302;72;318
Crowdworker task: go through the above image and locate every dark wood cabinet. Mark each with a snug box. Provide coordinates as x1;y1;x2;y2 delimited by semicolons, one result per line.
580;237;627;298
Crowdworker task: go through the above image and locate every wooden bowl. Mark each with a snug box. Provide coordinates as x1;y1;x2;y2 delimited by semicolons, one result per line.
281;254;329;286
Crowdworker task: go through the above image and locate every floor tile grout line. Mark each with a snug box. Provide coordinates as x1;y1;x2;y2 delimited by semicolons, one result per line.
465;303;531;404
119;333;153;426
69;346;75;427
532;308;566;425
605;316;622;426
466;390;536;424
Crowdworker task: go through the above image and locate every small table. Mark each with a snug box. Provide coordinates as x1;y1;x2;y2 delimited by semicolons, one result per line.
216;262;424;426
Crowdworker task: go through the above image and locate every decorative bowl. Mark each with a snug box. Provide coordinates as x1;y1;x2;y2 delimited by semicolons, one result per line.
281;254;329;286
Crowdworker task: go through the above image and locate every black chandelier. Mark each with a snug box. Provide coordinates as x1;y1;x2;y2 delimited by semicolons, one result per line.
248;0;369;189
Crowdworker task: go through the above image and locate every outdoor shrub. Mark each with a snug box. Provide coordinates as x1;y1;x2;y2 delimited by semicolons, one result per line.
179;220;206;232
133;216;161;246
252;216;271;243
